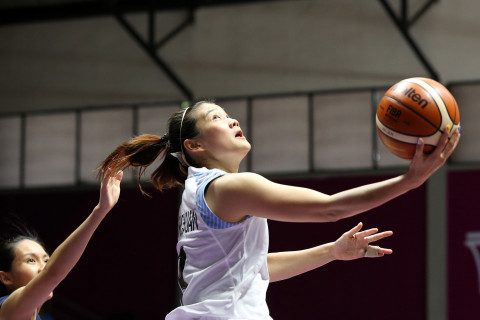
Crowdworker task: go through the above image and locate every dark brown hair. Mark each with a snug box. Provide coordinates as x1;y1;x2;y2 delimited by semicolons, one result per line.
96;101;209;192
0;213;44;296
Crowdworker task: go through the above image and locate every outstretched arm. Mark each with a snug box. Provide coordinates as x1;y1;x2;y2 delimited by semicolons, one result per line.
207;128;460;223
1;170;123;320
267;223;392;282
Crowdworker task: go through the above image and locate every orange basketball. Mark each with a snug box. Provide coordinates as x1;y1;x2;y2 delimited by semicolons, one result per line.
376;77;460;160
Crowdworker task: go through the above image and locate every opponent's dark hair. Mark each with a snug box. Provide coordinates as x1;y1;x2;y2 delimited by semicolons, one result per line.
0;213;45;296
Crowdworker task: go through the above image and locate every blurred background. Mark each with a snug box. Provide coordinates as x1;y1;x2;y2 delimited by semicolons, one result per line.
0;0;479;319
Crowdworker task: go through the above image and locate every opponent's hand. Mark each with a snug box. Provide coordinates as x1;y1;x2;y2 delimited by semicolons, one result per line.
97;169;123;213
333;222;393;260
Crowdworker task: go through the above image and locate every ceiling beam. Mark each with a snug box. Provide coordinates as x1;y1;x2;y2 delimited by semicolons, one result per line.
0;0;284;26
378;0;440;81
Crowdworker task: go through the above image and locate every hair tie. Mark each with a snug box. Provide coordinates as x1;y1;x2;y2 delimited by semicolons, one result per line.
161;133;169;143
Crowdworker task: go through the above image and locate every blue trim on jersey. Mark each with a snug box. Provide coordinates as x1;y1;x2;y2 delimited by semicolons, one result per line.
194;169;242;229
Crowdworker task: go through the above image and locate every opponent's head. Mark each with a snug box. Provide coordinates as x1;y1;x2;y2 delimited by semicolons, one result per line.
0;235;48;295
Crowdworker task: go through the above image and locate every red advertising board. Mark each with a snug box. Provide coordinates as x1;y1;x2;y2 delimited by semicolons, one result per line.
448;170;480;319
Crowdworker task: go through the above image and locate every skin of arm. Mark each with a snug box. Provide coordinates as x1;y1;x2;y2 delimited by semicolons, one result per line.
267;222;393;282
0;170;123;320
206;128;460;224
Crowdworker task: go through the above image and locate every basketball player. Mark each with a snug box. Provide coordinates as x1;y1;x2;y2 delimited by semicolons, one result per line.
0;170;123;320
97;100;460;319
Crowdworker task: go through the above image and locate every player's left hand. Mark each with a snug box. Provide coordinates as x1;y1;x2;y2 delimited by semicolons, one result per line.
333;222;393;260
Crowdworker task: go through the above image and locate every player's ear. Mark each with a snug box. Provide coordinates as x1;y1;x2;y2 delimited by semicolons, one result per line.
184;139;204;152
0;271;13;286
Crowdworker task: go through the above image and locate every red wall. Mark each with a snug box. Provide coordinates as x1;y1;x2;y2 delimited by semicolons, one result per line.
267;174;427;320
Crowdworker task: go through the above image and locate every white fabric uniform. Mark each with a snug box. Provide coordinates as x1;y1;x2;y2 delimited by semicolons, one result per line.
166;167;272;320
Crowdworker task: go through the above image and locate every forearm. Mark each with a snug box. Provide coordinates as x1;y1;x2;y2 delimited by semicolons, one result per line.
9;205;110;316
321;173;417;221
41;206;108;284
1;172;122;319
323;131;460;221
44;170;122;282
267;242;336;282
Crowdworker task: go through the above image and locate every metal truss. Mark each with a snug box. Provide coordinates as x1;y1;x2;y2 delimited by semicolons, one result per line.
109;1;195;100
378;0;440;81
0;0;284;101
0;0;442;96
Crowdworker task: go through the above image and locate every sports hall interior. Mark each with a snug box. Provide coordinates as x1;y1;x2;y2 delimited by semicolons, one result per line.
0;1;479;319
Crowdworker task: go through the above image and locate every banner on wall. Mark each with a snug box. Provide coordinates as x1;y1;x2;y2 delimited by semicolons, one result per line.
448;170;480;319
465;232;480;293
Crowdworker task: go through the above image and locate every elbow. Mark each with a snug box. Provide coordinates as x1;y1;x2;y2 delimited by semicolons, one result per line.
309;209;341;223
310;196;344;222
313;198;352;222
316;202;347;222
323;211;341;222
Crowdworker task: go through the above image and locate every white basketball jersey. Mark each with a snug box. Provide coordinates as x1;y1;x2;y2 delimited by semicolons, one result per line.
165;167;272;320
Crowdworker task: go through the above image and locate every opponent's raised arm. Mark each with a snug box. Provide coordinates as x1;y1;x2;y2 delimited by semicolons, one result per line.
0;170;123;320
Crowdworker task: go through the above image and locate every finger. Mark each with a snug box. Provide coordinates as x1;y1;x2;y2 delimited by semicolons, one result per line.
364;230;393;243
355;227;380;239
440;128;460;158
432;126;450;156
364;245;393;258
102;168;112;185
345;222;363;238
376;248;393;257
412;138;425;162
115;170;124;182
364;245;379;257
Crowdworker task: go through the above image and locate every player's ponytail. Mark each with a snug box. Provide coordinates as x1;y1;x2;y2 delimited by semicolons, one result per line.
97;100;208;192
97;134;173;192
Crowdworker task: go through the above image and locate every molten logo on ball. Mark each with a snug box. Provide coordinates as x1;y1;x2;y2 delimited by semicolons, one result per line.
403;87;429;109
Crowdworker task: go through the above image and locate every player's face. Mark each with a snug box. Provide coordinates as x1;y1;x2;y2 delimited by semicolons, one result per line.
192;103;251;168
7;239;50;291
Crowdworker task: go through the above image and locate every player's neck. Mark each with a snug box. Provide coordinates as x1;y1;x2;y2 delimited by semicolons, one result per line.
204;158;240;173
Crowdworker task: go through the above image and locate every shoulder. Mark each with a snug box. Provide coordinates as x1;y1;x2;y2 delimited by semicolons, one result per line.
210;172;269;187
207;172;278;198
206;172;280;208
211;172;291;200
204;172;274;223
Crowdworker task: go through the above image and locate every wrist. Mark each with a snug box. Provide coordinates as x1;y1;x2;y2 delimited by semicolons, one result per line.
402;171;425;190
93;204;110;216
320;242;337;261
